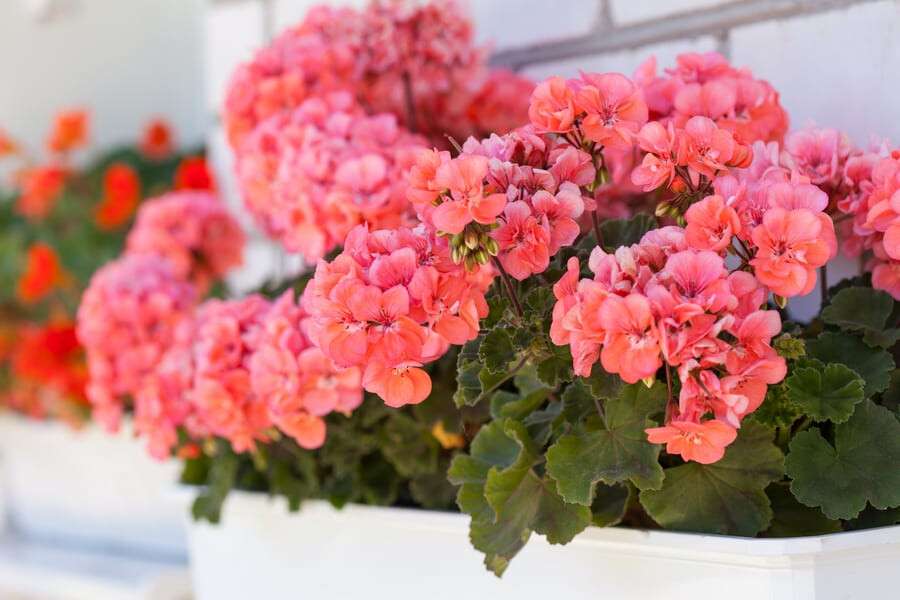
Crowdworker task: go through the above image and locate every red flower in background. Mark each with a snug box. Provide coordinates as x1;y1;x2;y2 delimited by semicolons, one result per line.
0;128;18;157
46;109;89;154
94;162;142;230
11;321;88;404
16;243;65;303
15;165;68;219
141;118;175;160
174;156;216;191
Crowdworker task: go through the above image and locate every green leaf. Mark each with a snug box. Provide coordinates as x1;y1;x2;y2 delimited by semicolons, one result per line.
639;422;784;535
784;363;865;423
785;399;900;520
546;382;666;504
862;327;900;349
599;214;656;250
479;328;517;374
764;483;841;537
773;334;806;360
807;332;895;397
191;449;239;523
449;420;591;576
821;287;894;333
483;295;510;329
591;483;631;527
490;388;549;421
379;413;438;478
751;384;801;429
536;345;574;387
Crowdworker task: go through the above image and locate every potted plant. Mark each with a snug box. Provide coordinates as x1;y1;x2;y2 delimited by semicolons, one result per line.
0;111;226;556
76;1;899;597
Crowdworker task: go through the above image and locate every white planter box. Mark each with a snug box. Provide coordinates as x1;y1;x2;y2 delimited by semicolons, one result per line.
0;414;186;558
182;490;900;600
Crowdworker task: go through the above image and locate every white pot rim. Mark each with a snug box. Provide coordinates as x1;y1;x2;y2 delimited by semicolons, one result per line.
177;486;900;560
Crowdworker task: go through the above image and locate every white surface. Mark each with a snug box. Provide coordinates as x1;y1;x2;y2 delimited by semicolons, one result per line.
609;0;735;24
0;0;205;156
522;35;719;80
0;415;187;559
0;533;191;600
731;0;900;147
182;490;900;600
204;0;265;114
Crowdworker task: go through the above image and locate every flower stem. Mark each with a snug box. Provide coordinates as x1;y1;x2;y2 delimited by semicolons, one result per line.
592;211;604;248
819;264;829;306
401;71;419;134
492;257;524;320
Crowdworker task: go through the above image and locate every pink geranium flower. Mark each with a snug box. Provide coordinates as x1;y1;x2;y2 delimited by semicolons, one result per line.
432;155;506;234
528;76;577;134
492;201;551;280
646;420;737;464
684;194;742;252
575;72;648;149
598;293;662;383
750;207;834;297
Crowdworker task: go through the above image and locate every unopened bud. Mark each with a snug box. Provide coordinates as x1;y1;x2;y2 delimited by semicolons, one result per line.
474;249;490;265
655;202;671;217
774;294;788;309
484;237;499;256
451;232;465;247
464;254;478;270
641;376;656;388
450;245;462;264
464;229;479;250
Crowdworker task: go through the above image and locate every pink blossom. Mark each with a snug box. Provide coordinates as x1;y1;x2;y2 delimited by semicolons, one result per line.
574;72;648;149
646;420;737;464
126;191;245;289
492;201;551;280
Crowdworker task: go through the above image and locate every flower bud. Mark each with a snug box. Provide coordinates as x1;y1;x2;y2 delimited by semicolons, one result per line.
774;294;788;309
641;376;656;388
484;237;499;256
464;229;480;250
655;201;672;217
474;249;490;265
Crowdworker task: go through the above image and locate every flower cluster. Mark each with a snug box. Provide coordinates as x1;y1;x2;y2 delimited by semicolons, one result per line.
302;223;493;407
76;255;197;432
223;1;503;150
408;127;593;279
551;227;786;463
126;191;245;289
237;93;425;261
703;142;838;298
17;242;67;304
633;52;788;145
825;140;900;299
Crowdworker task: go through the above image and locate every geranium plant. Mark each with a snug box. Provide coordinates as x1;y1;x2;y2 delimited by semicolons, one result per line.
76;0;900;578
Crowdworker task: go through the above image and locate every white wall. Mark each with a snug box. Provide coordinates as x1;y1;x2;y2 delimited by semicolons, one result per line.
0;0;206;156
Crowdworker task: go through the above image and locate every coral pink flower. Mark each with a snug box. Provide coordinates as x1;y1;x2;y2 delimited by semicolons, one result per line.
782;127;850;188
492;201;551;280
598;293;661;383
677;116;736;184
432;155;506;234
126;192;245;289
632;121;677;191
530;182;585;253
674;80;737;121
528;76;577;134
750;207;833;297
684;195;742;252
363;362;432;408
645;420;737;464
575;72;648;149
873;261;900;300
77;255;196;431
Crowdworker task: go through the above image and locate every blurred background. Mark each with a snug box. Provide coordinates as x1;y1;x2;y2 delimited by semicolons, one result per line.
0;0;899;598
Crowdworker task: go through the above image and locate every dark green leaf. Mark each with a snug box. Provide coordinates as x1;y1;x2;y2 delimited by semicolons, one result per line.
639;422;784;536
536;345;574;387
821;287;894;333
591;483;631;527
807;332;894;397
751;384;801;429
546;382;666;504
191;450;239;523
784;363;865;423
479;328;517;374
599;214;656;250
764;483;841;537
785;400;900;520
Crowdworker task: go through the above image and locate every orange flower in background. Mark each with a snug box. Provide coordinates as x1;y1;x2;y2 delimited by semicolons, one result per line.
15;164;68;219
95;162;141;229
140;118;174;160
11;321;88;405
46;109;89;154
174;156;216;191
0;127;18;157
16;243;65;303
